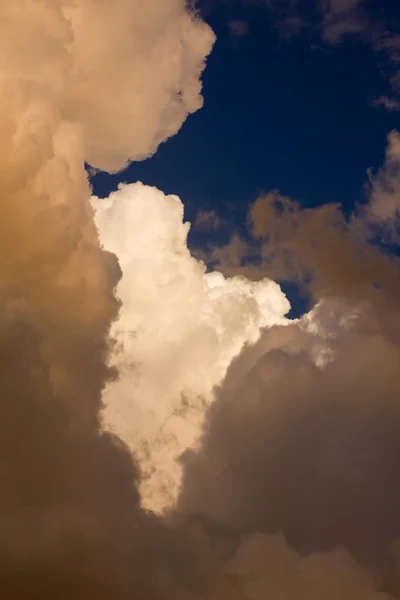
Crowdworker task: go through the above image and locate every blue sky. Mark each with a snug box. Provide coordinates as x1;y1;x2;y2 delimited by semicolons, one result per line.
91;0;399;315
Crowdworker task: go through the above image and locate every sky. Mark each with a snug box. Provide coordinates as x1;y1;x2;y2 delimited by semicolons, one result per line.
93;0;398;217
91;0;400;315
2;0;400;599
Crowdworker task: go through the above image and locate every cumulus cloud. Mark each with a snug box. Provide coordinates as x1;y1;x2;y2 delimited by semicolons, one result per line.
63;0;214;171
176;290;400;600
0;0;215;596
171;127;400;598
178;296;400;555
93;182;290;511
90;167;400;600
4;0;400;598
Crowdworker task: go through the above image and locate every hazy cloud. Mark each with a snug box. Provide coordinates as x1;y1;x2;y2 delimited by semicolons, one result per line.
228;19;250;37
209;532;394;600
226;0;400;105
364;129;400;233
373;96;400;112
194;209;225;232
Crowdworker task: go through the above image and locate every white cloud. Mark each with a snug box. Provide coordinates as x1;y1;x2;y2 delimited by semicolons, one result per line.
93;182;290;511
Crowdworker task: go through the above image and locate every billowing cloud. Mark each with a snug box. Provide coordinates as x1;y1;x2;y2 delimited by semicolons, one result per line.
63;0;215;171
1;1;214;172
93;182;290;511
90;177;400;598
91;163;400;600
168;126;400;598
0;0;215;596
3;0;400;598
174;283;400;600
178;295;400;561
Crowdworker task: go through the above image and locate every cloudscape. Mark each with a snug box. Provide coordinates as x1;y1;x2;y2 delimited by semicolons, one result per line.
2;0;400;598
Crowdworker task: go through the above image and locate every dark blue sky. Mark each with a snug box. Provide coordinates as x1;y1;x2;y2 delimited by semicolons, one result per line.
92;1;398;212
91;0;399;314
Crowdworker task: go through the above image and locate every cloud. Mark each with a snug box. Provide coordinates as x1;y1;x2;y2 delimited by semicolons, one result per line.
228;19;250;37
209;532;394;600
0;0;215;596
373;96;400;112
90;179;400;599
177;295;400;582
171;130;400;597
326;0;362;14
244;0;366;41
1;0;215;171
196;132;400;317
4;1;400;598
194;209;225;232
361;130;400;234
93;182;290;512
226;0;400;106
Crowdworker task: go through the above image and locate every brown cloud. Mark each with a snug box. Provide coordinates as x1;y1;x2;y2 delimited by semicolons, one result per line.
173;131;400;597
209;533;394;600
0;0;215;597
5;1;400;599
196;130;400;325
178;296;400;586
